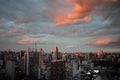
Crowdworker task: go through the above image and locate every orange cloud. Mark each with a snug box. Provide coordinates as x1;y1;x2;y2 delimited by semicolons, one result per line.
19;38;31;44
18;36;37;44
55;15;92;26
95;39;117;45
55;0;118;26
55;0;93;26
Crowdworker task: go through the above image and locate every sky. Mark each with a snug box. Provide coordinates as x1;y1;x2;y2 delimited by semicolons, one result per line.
0;0;120;52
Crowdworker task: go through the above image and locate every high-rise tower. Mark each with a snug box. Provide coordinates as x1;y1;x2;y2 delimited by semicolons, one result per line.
51;60;66;80
97;50;103;58
52;46;60;60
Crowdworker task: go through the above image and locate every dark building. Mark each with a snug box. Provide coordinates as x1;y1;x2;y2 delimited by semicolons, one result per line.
51;60;66;80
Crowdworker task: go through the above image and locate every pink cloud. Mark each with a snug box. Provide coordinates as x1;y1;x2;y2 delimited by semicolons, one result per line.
95;38;117;46
55;15;92;27
18;36;37;44
19;38;31;44
54;0;118;26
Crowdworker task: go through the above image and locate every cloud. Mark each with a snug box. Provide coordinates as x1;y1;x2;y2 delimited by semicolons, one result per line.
14;18;32;24
0;29;25;38
18;39;31;45
18;36;38;44
87;37;120;49
55;0;118;26
95;38;117;46
0;26;8;30
0;0;120;52
18;35;48;45
66;45;76;49
55;15;92;26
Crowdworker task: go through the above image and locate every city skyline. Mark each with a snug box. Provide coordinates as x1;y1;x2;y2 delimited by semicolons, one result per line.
0;0;120;52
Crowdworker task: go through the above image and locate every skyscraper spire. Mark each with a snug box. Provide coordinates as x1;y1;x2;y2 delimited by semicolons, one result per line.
53;46;58;54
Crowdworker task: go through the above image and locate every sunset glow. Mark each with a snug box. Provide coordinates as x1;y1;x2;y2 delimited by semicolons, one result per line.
0;0;120;52
95;39;117;45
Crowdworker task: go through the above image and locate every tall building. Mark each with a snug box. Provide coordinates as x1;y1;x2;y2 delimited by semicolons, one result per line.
97;50;103;58
52;46;61;60
46;46;65;80
53;46;58;54
51;60;66;80
62;53;67;61
72;61;81;76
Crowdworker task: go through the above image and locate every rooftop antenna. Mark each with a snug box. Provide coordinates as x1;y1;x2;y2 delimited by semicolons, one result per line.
35;41;38;52
35;41;37;50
